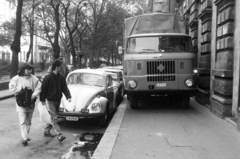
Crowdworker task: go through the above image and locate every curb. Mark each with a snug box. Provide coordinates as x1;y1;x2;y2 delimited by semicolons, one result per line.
225;117;238;127
0;94;14;101
92;96;128;159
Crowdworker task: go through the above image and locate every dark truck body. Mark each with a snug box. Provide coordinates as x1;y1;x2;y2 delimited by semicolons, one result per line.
122;13;197;109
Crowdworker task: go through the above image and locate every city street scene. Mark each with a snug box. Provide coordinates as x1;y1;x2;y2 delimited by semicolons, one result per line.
0;0;240;159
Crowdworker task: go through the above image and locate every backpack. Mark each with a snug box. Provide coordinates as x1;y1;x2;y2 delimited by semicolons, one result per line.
15;88;36;108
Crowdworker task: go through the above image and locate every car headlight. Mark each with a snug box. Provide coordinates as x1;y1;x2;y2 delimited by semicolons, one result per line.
90;103;101;112
128;80;137;89
185;79;194;87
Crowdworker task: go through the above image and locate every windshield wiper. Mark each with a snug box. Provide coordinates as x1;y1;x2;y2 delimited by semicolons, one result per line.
141;49;156;51
93;84;103;87
81;83;91;86
138;49;157;54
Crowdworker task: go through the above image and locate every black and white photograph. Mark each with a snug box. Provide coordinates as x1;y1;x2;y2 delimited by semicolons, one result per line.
0;0;240;159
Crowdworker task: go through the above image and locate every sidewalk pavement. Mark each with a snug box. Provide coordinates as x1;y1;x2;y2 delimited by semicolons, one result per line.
92;96;239;159
0;89;14;100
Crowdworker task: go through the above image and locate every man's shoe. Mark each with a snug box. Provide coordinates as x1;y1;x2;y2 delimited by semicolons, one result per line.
27;138;31;141
22;140;28;146
58;135;66;142
44;132;56;137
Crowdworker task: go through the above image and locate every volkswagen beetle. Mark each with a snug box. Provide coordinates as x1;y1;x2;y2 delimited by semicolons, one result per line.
58;69;117;127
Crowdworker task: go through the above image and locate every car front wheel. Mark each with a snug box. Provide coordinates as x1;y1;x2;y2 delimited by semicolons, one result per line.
99;107;109;128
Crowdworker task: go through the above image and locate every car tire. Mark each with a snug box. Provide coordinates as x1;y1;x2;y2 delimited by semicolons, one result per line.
99;107;109;128
118;88;124;106
129;95;138;109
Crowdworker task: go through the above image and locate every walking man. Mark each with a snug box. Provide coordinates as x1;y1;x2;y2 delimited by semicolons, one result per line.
40;60;71;142
9;63;41;146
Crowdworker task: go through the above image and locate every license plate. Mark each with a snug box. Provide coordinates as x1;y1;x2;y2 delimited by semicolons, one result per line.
66;117;78;121
81;109;89;113
156;83;167;87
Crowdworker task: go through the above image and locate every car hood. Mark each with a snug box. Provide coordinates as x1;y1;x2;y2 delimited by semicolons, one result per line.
61;85;104;112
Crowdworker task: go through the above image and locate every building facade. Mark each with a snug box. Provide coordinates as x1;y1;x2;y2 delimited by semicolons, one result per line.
147;0;240;131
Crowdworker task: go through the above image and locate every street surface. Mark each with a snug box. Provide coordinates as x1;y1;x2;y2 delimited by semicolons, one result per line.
0;98;106;159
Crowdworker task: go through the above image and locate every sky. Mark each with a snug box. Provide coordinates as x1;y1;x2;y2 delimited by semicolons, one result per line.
0;0;15;23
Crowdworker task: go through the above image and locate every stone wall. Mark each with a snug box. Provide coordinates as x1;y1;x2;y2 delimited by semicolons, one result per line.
211;0;235;118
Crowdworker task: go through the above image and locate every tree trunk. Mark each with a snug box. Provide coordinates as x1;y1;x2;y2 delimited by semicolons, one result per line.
10;0;23;78
52;2;61;60
26;19;33;63
89;48;94;68
111;46;114;66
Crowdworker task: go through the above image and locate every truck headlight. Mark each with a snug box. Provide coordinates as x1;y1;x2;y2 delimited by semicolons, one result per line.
90;103;101;112
185;79;194;87
128;80;137;89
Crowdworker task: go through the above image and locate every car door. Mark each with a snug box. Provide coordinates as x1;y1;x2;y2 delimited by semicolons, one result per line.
106;75;115;110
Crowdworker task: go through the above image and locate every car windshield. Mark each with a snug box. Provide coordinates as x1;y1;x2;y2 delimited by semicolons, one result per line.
67;73;105;87
126;36;192;53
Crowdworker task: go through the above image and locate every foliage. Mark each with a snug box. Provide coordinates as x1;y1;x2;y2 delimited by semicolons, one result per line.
6;0;146;72
0;60;11;78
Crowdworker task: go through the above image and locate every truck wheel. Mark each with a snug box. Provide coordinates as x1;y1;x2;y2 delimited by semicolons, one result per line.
180;95;190;109
129;95;138;109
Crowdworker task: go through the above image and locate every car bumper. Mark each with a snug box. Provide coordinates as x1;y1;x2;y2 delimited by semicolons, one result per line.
58;112;105;119
125;89;197;96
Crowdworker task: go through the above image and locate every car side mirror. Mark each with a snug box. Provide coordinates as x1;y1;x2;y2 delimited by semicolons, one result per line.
107;86;112;90
118;46;123;54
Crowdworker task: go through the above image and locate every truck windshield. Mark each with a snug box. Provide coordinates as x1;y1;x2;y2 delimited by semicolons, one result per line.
126;36;192;53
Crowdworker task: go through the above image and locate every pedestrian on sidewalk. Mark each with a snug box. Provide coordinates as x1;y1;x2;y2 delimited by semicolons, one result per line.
85;62;91;69
40;59;72;142
58;57;68;78
9;63;41;146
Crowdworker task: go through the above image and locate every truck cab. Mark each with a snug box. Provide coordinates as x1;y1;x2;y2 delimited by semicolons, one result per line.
121;13;197;109
123;33;197;109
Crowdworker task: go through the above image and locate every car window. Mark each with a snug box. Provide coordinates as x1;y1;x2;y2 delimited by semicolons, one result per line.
67;73;104;87
106;75;113;87
105;72;117;80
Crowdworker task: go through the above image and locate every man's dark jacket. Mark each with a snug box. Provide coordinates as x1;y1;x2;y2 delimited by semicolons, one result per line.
40;72;71;103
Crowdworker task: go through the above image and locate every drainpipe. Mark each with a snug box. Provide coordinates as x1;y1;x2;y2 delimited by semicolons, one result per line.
233;0;240;131
210;0;217;110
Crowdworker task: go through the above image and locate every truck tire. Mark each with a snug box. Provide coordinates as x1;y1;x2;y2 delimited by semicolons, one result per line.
180;95;190;109
129;95;138;109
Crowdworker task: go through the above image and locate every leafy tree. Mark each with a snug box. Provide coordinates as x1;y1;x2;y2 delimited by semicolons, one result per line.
60;0;87;66
36;0;62;60
10;0;23;77
22;0;41;63
83;0;108;68
0;20;16;46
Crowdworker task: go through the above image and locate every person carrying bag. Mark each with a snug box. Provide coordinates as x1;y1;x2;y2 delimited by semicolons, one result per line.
9;63;41;146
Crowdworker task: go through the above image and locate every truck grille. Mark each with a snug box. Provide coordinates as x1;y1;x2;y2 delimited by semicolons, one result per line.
147;61;176;82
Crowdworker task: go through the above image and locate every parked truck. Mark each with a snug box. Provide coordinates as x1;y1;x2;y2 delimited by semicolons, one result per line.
121;12;197;109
